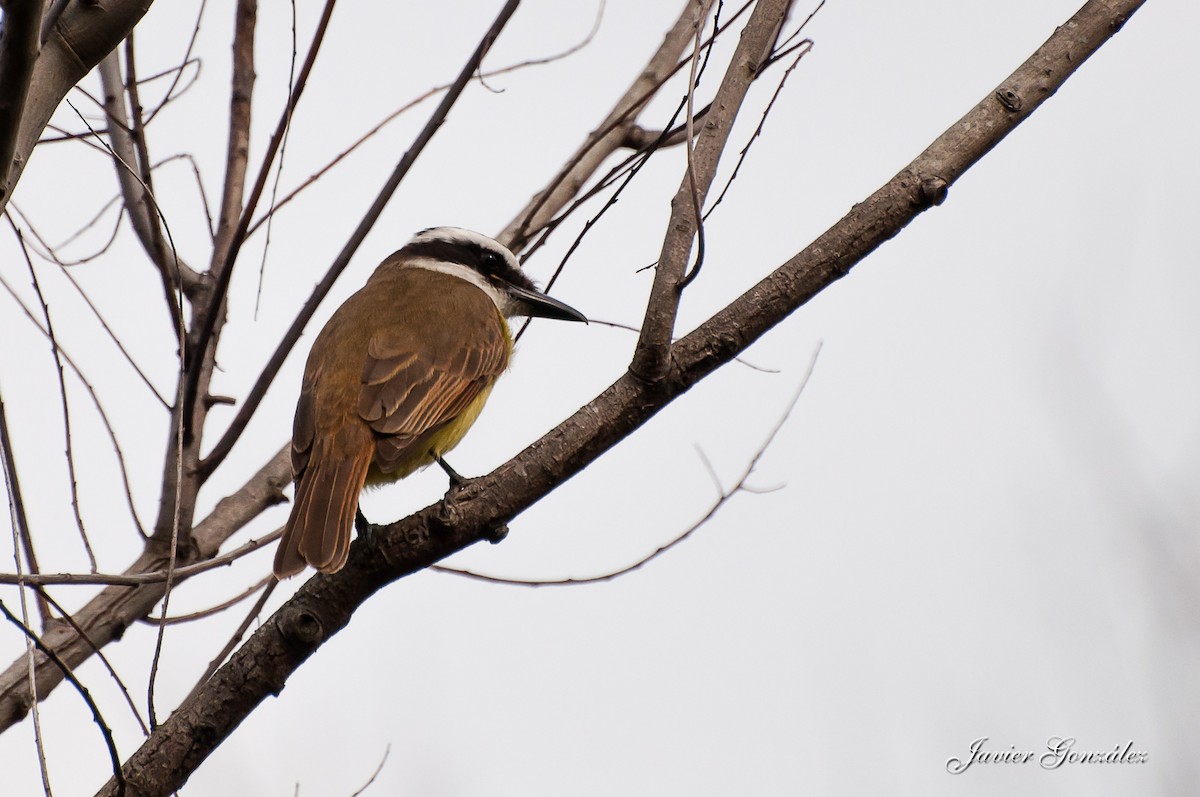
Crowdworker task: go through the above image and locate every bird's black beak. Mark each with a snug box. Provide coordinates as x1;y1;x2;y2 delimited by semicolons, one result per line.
506;284;588;323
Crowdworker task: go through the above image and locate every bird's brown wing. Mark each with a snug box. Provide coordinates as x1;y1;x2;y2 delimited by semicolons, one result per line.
357;291;510;475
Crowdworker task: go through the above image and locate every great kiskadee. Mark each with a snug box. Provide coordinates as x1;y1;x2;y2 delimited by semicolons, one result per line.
273;227;586;578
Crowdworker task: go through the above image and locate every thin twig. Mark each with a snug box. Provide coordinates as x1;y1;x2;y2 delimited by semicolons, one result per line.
141;574;273;625
0;262;150;539
0;600;126;797
0;387;53;795
141;0;208;126
677;0;713;290
11;224;98;573
68;92;190;336
7;203;169;408
0;529;282;586
433;342;820;586
252;0;301;319
762;0;824;69
585;317;778;373
0;384;52;629
700;33;816;220
349;745;392;797
243;10;603;240
9;194;124;266
33;588;150;736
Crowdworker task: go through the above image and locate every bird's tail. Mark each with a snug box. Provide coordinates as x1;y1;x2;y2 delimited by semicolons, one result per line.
274;430;373;578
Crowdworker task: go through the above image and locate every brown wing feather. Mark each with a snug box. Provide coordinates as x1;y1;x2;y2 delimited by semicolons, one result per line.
358;277;509;475
275;423;373;577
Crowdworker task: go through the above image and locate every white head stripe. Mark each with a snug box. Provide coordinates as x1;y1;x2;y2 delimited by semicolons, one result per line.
405;257;518;316
408;227;522;272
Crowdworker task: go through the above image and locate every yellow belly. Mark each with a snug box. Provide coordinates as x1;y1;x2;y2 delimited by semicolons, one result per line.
362;378;497;487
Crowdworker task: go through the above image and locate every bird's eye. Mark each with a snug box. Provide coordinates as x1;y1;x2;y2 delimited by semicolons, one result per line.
481;251;503;274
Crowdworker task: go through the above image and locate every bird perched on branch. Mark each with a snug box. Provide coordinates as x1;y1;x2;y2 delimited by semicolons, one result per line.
273;227;586;578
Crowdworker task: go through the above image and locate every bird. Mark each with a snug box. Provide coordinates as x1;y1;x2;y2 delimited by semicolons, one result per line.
273;227;586;578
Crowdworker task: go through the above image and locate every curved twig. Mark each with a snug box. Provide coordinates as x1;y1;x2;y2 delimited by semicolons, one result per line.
432;343;819;585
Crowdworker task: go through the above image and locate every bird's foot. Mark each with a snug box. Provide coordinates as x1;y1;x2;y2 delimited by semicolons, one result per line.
435;455;468;488
432;454;504;542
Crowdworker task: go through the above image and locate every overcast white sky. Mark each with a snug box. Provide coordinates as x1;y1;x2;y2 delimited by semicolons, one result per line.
2;1;1198;795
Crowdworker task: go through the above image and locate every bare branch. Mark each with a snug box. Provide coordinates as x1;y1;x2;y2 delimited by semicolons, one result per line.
0;529;282;586
184;0;333;437
208;0;257;272
0;0;47;196
0;0;157;215
98;52;194;319
631;0;789;382
146;0;261;731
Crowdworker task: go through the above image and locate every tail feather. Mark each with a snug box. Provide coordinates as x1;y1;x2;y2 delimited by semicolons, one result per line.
274;430;372;578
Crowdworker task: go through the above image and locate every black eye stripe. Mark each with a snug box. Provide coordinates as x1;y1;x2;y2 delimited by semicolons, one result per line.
403;238;537;291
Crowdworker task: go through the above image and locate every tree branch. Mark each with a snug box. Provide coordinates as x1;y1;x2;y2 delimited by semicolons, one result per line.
0;0;156;215
0;0;47;197
631;0;787;382
498;0;728;252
